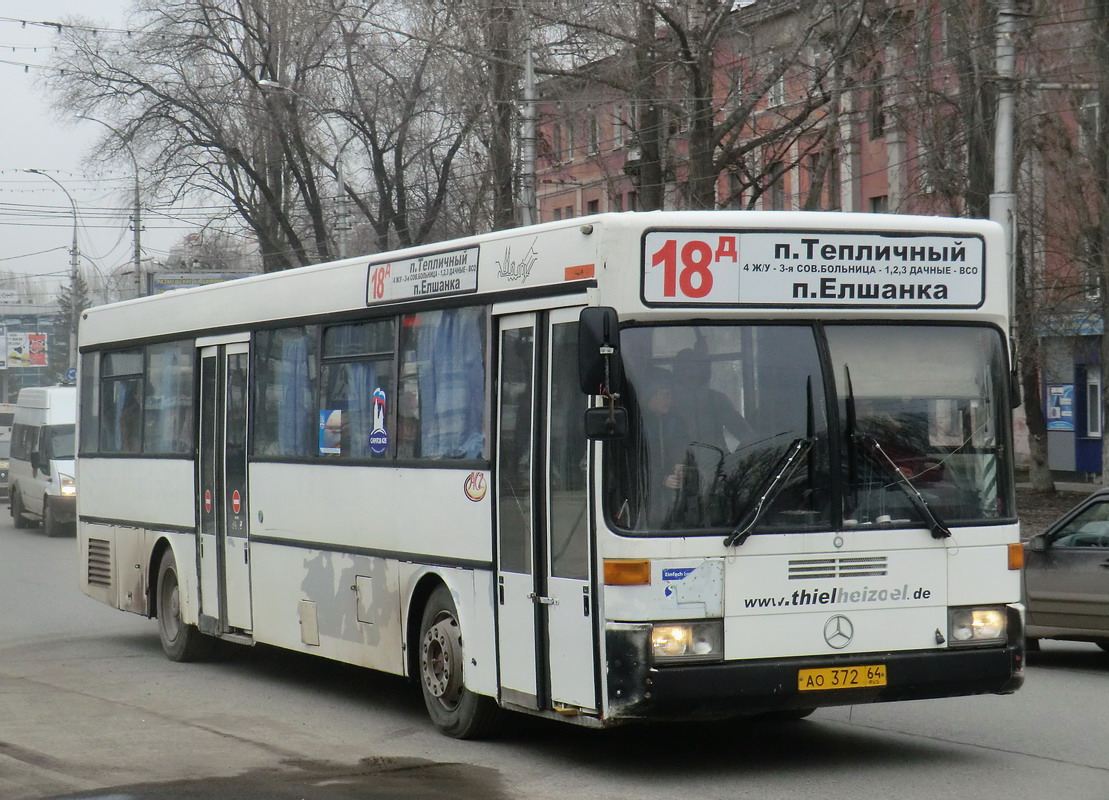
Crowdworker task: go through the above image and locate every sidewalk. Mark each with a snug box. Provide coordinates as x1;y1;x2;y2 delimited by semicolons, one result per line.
1016;480;1104;495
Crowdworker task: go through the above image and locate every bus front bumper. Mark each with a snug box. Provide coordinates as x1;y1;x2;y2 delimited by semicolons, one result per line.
606;627;1023;721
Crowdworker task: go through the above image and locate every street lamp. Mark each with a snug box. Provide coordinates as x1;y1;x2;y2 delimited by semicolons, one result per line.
23;168;80;371
79;116;143;298
258;78;350;259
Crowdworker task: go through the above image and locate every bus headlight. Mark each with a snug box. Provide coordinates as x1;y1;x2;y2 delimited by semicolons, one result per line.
650;620;723;663
59;474;77;497
949;606;1006;645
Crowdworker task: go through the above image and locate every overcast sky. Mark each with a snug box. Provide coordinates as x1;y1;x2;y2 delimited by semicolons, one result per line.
1;1;202;301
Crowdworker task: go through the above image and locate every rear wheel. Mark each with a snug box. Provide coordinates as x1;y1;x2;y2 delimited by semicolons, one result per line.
157;549;214;662
10;489;33;529
418;585;501;739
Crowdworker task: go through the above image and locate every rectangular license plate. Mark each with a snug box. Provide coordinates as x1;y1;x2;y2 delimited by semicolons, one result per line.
797;664;887;691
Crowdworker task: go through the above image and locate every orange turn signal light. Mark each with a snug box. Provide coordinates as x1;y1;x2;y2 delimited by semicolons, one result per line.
604;559;651;585
1008;542;1024;571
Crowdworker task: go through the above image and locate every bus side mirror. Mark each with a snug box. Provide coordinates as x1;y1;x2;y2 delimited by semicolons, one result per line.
585;407;629;440
578;307;623;396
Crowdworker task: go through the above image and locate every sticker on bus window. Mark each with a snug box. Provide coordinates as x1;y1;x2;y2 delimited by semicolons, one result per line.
319;409;342;455
369;388;389;455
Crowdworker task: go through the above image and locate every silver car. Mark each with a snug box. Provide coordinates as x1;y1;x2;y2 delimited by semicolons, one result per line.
1024;488;1109;651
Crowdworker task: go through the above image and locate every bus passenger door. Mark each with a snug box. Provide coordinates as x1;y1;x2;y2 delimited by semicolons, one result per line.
495;309;597;714
544;308;596;712
197;341;252;635
495;315;539;708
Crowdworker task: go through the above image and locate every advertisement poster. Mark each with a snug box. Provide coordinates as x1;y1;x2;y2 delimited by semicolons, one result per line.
1046;384;1075;431
7;331;48;368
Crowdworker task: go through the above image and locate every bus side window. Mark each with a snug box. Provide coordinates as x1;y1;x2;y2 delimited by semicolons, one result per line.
397;307;487;460
143;341;194;455
321;320;395;459
253;326;320;458
100;349;144;454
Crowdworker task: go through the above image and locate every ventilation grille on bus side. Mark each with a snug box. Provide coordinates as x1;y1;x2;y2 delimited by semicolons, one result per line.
788;556;887;580
88;538;112;588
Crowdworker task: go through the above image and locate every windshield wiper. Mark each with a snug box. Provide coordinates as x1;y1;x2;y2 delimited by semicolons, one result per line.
725;378;816;548
857;436;952;540
724;438;812;547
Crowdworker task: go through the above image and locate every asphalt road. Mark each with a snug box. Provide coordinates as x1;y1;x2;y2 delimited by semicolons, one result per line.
2;513;1108;799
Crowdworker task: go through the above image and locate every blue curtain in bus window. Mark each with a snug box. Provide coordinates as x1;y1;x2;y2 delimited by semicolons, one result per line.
325;360;383;458
279;334;312;455
144;341;194;455
417;308;484;458
102;378;142;453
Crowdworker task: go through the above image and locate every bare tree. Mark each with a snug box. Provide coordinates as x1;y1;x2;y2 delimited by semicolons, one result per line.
45;0;489;270
529;0;871;212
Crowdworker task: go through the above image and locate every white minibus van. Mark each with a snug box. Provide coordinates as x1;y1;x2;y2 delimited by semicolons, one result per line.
9;386;77;536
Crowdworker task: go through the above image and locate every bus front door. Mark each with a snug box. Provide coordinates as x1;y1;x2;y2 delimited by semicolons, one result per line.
197;341;252;635
495;309;598;714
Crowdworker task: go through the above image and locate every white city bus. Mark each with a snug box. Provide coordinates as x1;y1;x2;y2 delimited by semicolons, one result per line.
77;211;1023;738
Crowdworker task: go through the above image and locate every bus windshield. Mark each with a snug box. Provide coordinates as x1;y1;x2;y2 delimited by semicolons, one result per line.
605;323;1013;535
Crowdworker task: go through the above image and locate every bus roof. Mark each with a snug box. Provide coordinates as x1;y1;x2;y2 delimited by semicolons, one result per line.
79;210;1007;348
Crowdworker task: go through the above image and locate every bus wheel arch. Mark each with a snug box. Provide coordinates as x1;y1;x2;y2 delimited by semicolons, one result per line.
148;538;173;620
410;578;501;739
10;487;32;529
155;546;214;662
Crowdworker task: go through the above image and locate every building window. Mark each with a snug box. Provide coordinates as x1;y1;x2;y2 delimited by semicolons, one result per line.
769;74;785;107
869;64;886;138
768;162;786;210
627;191;638;211
612;106;624;149
566;123;575;162
916;138;935;194
1080;90;1101;156
587;199;599;214
588;115;600;155
1081;227;1102;301
551;124;563;163
869;195;888;214
1089;368;1103;438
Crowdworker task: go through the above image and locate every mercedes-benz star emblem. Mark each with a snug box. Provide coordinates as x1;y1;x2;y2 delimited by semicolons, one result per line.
823;615;854;649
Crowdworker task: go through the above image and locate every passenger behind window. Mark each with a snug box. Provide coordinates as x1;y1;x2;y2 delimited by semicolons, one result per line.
671;347;754;453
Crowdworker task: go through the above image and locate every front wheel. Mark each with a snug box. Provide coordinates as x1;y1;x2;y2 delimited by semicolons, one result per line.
157;549;214;662
418;585;501;739
43;499;67;537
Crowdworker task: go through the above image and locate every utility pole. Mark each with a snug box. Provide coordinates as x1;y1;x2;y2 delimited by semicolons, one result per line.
520;42;537;226
79;117;143;297
990;0;1017;322
1095;0;1109;481
24;169;80;371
